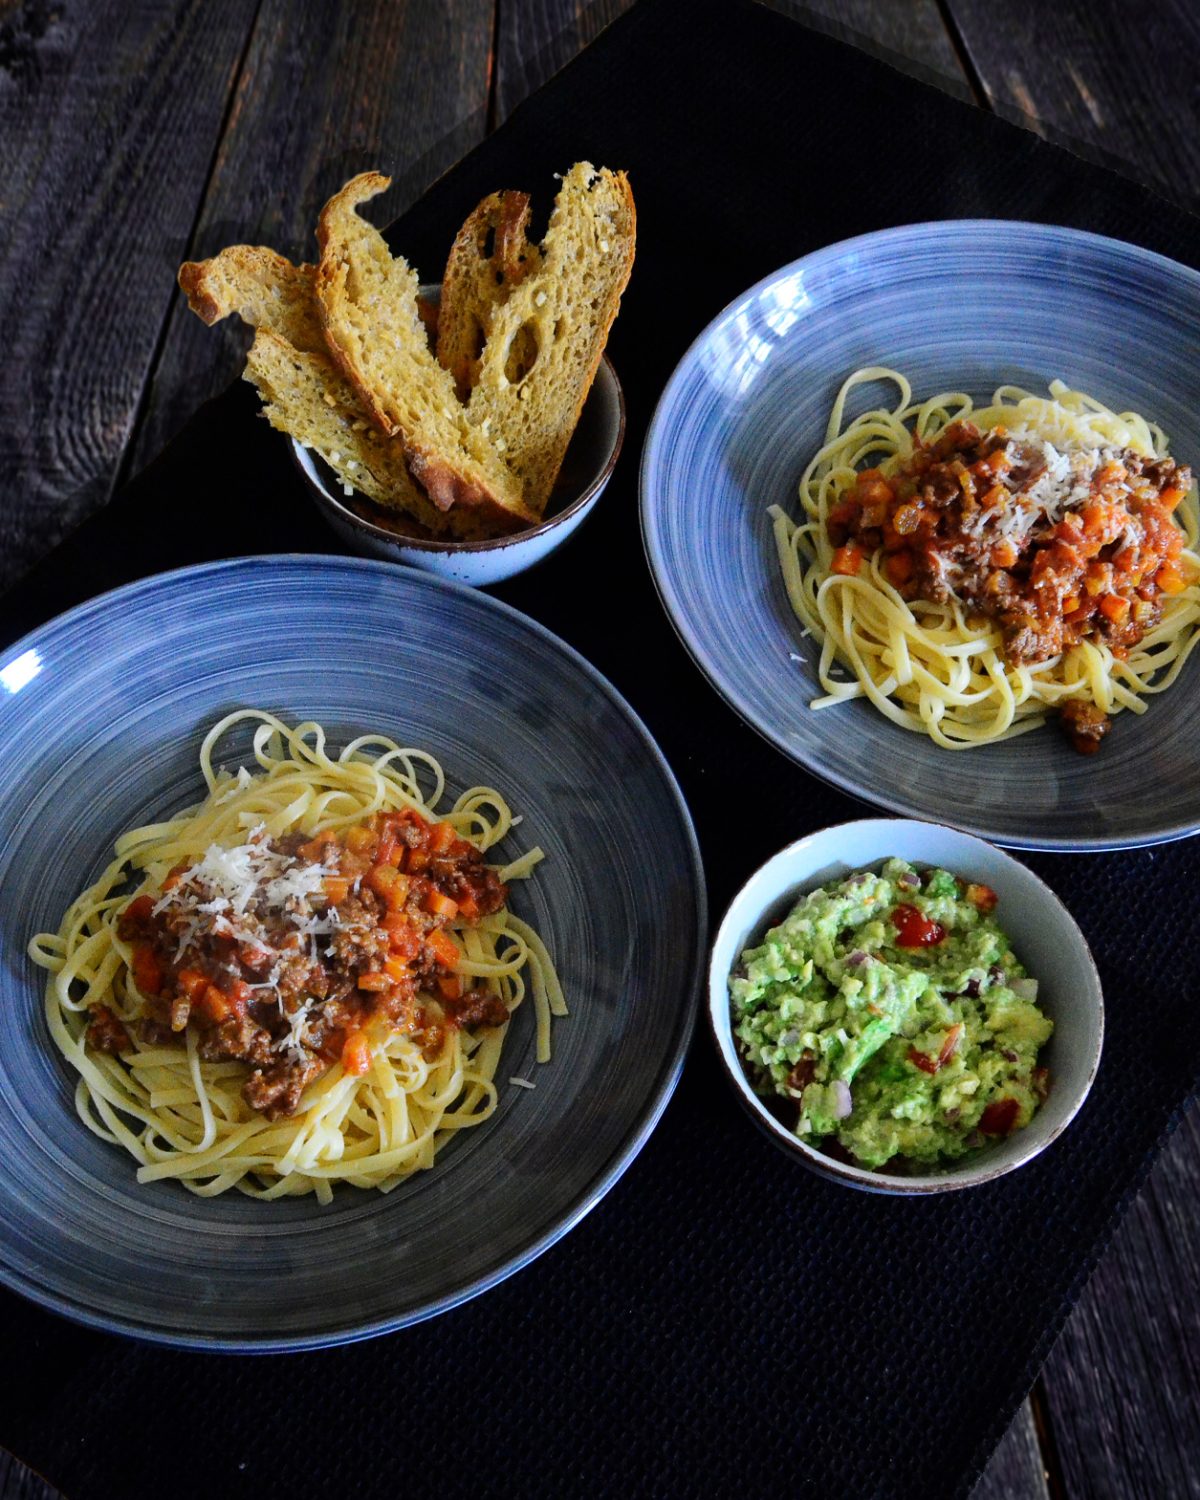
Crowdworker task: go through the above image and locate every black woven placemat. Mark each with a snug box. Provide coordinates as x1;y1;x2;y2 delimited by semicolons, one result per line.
3;2;1198;1495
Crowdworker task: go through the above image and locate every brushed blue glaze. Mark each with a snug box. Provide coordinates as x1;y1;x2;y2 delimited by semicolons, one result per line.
641;222;1200;850
0;557;705;1349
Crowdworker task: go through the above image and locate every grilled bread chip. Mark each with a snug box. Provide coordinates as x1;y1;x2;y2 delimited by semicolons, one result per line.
464;163;635;515
178;246;325;353
437;191;542;400
246;330;505;536
178;244;442;528
315;172;535;530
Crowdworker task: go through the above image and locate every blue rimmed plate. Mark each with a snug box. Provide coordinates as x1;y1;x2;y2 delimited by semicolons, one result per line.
640;221;1200;851
0;556;705;1349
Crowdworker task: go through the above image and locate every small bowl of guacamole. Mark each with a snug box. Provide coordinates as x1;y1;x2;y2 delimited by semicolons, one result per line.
709;821;1104;1193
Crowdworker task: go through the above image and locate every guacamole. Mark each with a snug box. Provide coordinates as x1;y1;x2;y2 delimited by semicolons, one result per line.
729;858;1052;1169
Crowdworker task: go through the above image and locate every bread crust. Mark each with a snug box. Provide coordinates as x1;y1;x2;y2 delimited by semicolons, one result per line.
464;163;636;515
177;246;325;353
314;173;535;531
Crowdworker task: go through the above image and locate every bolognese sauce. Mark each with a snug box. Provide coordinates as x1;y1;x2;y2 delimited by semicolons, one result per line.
825;420;1194;752
97;809;509;1120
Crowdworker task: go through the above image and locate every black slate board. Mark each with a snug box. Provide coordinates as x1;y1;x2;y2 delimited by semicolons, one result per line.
2;2;1198;1495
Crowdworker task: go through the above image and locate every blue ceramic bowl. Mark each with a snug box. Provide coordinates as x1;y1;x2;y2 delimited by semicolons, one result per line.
0;557;705;1348
295;357;624;587
641;222;1200;851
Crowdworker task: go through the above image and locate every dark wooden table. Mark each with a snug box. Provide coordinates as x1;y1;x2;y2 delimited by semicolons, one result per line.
1;2;1198;1495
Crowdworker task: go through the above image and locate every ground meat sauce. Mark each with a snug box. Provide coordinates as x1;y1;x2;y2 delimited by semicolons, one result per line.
825;420;1194;753
111;808;508;1120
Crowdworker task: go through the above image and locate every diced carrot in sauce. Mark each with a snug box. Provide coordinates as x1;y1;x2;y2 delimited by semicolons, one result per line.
437;974;464;1001
344;825;374;856
891;503;921;536
177;968;209;1003
384;914;422;958
405;849;429;874
200;984;230;1022
427;819;457;854
224;978;251;1015
341;1030;372;1076
427;929;460;969
423;890;459;920
298;828;337;861
367;864;409;910
131;944;164;997
357;973;390;993
1156;560;1190;595
831;543;866;577
123;894;155;926
384;956;410;982
1099;594;1130;624
324;875;351;904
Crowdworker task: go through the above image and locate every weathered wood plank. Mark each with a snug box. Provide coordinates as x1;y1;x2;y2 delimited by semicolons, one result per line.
785;0;970;93
971;1400;1052;1500
1039;1105;1200;1499
0;1450;58;1500
130;0;495;473
0;0;260;593
945;0;1200;208
495;0;967;123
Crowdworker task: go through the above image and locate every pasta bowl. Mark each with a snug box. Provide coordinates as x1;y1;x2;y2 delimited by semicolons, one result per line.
641;222;1200;850
0;556;704;1348
708;819;1104;1194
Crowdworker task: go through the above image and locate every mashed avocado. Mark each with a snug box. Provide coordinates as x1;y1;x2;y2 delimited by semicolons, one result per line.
729;858;1052;1169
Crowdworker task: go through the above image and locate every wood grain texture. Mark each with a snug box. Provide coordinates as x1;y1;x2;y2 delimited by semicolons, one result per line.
945;0;1200;209
130;0;495;472
0;1451;58;1500
0;0;259;592
971;1401;1052;1500
1040;1104;1200;1499
784;0;970;93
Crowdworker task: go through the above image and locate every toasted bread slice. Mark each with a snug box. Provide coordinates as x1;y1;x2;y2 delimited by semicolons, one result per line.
178;246;325;353
179;244;477;535
437;191;542;399
465;163;635;515
314;172;535;529
244;330;509;536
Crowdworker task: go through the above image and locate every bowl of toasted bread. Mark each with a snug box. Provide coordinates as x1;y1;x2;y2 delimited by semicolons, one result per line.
180;162;634;585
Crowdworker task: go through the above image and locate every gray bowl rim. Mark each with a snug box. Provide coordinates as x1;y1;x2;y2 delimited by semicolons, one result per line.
639;219;1200;854
707;816;1105;1196
293;355;625;556
0;553;707;1350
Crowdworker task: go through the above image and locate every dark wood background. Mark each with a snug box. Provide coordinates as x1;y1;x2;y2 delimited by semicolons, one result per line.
1;1;1198;1495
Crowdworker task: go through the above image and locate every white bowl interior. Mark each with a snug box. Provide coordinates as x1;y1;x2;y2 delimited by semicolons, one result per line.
709;820;1104;1192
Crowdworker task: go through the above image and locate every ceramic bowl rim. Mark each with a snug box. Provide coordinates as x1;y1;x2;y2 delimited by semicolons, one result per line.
707;816;1105;1196
292;355;625;556
640;219;1200;854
